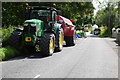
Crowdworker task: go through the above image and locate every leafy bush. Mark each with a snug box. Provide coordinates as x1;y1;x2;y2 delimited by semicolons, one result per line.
0;46;19;60
0;25;24;60
114;25;120;29
99;26;109;37
0;29;2;46
0;27;2;37
2;25;15;46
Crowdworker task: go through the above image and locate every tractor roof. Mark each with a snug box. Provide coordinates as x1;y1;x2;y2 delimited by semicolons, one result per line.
29;6;56;11
25;19;43;23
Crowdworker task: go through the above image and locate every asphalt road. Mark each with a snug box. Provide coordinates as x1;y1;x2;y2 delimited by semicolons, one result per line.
1;32;118;78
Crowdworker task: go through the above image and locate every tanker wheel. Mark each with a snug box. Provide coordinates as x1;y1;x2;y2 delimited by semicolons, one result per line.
8;30;21;51
55;28;64;51
118;40;120;46
66;32;76;46
41;33;55;56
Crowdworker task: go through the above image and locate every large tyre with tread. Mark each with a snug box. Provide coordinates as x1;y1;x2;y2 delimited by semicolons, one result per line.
65;36;76;46
9;30;35;54
65;32;76;46
55;28;64;51
118;35;120;46
8;30;21;50
40;33;55;56
118;41;120;46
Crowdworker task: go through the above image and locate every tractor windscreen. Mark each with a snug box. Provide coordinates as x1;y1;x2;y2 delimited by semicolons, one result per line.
30;10;51;22
23;23;37;34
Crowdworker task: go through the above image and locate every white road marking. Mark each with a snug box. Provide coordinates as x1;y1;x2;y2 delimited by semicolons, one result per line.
31;75;40;80
34;74;40;78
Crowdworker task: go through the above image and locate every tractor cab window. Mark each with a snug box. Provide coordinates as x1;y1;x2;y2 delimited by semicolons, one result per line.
30;10;51;22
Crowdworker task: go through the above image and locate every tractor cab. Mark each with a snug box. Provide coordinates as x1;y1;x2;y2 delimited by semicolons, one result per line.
25;6;57;25
24;6;59;34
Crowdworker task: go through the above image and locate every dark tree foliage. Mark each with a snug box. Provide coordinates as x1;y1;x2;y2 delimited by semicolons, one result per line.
2;2;26;27
2;2;94;27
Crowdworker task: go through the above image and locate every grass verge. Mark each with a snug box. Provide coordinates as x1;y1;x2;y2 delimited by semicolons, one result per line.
0;46;20;61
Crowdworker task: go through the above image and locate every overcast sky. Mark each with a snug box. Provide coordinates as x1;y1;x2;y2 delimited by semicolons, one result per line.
92;0;105;16
92;0;120;16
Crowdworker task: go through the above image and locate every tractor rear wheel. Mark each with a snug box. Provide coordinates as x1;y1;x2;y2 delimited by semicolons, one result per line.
8;30;21;50
8;30;34;55
40;33;55;56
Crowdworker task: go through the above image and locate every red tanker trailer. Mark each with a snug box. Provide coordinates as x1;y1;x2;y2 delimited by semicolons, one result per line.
57;16;76;46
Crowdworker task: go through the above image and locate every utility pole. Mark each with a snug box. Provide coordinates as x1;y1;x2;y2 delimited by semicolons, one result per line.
107;2;111;36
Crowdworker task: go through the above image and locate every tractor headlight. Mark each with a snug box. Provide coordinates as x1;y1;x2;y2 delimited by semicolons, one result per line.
31;23;36;27
24;23;28;26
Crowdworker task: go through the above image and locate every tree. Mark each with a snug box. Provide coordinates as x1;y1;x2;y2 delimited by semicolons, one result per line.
2;2;94;27
95;1;120;36
2;2;26;27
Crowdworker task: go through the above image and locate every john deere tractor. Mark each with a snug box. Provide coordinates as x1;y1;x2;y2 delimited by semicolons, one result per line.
9;6;63;56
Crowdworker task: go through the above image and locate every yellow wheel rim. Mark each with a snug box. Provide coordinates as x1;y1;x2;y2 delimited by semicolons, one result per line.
59;32;63;46
50;38;54;51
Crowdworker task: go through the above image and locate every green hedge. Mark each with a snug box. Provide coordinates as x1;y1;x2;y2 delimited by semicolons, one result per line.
1;25;23;60
0;46;19;60
2;26;15;46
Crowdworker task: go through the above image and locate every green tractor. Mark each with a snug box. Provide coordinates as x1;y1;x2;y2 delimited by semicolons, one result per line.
9;6;64;56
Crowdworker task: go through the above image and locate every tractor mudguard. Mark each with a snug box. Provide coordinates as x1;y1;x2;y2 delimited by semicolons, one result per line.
54;23;62;31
